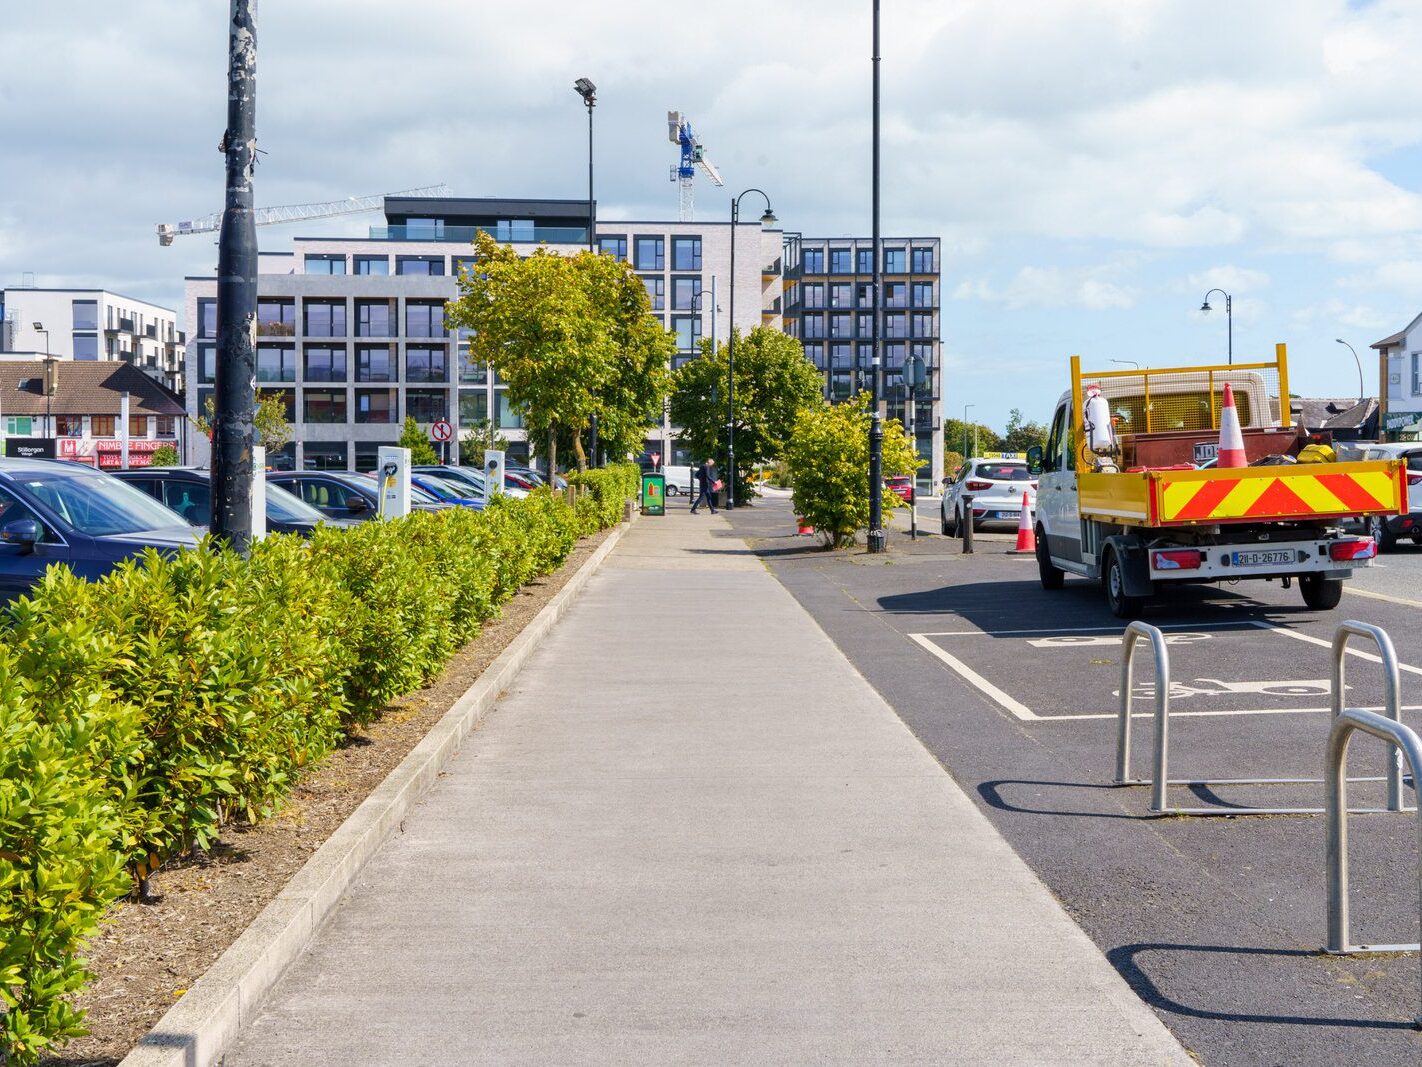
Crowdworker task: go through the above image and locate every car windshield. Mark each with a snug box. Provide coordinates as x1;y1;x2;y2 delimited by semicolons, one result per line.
976;464;1029;481
17;472;187;536
355;472;441;504
414;477;465;502
266;483;324;523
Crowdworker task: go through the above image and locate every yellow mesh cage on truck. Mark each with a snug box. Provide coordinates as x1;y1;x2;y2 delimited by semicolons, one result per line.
1067;344;1406;528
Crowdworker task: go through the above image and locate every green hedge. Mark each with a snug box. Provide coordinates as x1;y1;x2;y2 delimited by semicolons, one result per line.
568;463;640;531
0;485;631;1064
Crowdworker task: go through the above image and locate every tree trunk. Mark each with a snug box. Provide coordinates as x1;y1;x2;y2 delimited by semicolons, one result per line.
547;423;557;475
571;426;588;471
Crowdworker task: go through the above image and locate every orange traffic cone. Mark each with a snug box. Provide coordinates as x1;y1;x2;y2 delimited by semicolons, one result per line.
1217;382;1247;468
796;516;814;535
1011;492;1036;553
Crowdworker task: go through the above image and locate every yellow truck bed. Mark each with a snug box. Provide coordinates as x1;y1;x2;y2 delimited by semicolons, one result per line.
1078;461;1406;528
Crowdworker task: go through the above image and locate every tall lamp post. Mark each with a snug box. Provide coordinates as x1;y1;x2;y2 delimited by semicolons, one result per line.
32;322;53;437
574;76;599;467
728;190;776;510
962;402;974;459
1200;288;1233;366
1335;339;1365;406
866;0;886;552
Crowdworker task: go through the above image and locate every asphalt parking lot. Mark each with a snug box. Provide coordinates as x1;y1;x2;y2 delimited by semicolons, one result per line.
728;494;1422;1066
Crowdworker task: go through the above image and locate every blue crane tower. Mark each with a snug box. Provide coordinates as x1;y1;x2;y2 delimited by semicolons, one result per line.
667;111;724;222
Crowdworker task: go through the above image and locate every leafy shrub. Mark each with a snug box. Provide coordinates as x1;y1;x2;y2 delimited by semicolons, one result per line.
147;444;181;467
0;475;637;1061
567;463;639;533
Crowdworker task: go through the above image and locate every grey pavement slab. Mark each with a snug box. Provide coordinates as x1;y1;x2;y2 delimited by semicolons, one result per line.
225;510;1190;1065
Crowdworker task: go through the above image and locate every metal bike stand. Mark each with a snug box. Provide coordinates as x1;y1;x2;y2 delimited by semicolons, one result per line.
1324;707;1422;1028
1113;621;1406;816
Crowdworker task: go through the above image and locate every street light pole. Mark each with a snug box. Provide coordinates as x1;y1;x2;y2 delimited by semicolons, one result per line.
963;402;974;459
1200;288;1232;366
728;189;776;511
1336;339;1365;406
867;0;887;553
575;77;599;468
32;324;52;438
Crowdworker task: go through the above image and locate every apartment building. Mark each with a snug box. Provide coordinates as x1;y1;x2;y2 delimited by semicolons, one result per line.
0;287;185;393
184;196;782;471
781;235;943;483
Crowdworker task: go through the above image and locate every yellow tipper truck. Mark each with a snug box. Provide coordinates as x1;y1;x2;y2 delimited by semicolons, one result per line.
1028;344;1406;618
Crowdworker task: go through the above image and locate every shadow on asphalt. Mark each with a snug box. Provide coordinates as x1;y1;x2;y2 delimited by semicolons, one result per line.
977;779;1145;821
1107;943;1420;1031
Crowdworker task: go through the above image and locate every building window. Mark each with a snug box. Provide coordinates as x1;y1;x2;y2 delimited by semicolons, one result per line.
304;345;347;382
127;415;147;439
804;343;826;370
406;389;448;423
72;334;99;360
829;284;853;309
303;389;347;424
495;218;535;242
258;299;297;336
90;415;116;437
671;236;702;271
356;300;395;338
56;414;84;437
396;255;445;276
802;248;824;274
354;388;398;424
802;316;825;340
911;247;935;273
458;344;487;384
885;313;908;339
830;344;853;370
885;283;908;309
856;249;873;274
857;313;873;339
802;283;825;309
198;299;217;338
405;301;446;338
406;346;449;383
459;389;489;425
599;236;628;261
671;277;701;311
72;300;98;331
4;417;33;436
830;372;851;401
355;345;395;382
156;417;176;438
829;249;853;274
829;314;852;339
672;315;702;352
354;255;389;275
302;442;348;471
911;313;935;338
1413;353;1421;395
495;391;524;429
304;254;346;275
262;388;297;421
257;344;297;383
634;237;665;271
884;248;907;273
196;343;216;383
303;299;346;338
912;282;935;307
641;276;665;311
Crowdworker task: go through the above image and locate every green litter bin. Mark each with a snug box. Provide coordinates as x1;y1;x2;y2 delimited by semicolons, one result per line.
641;472;666;516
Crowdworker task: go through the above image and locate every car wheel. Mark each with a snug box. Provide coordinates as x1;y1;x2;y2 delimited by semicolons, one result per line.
1369;514;1395;552
1300;573;1343;610
1103;548;1146;619
666;485;678;496
1036;527;1064;590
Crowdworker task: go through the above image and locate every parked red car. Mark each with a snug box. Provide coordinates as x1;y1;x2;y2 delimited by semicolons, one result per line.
885;475;915;504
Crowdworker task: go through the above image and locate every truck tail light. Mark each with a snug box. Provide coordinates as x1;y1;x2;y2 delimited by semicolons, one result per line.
966;480;991;491
1151;549;1202;571
1329;538;1376;562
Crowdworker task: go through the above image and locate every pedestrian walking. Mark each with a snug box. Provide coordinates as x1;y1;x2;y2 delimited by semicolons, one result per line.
690;458;720;515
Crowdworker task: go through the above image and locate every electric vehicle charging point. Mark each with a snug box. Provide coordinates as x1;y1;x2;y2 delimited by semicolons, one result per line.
484;449;506;498
376;446;411;520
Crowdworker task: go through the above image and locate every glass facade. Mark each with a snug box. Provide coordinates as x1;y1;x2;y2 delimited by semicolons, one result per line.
258;299;297;336
406;346;449;383
305;254;346;275
355;388;397;424
406;389;448;423
405;301;446;338
257;344;297;383
356;300;395;338
355;255;389;275
355;345;395;382
396;255;444;276
304;345;347;382
72;333;99;360
303;300;346;337
72;300;98;330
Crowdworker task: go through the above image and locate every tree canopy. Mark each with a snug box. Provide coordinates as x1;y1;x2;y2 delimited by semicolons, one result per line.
669;327;824;504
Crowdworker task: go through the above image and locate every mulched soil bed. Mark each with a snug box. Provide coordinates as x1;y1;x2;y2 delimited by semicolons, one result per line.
41;527;614;1067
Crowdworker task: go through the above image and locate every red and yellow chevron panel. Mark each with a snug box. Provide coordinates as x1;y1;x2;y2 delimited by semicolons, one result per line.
1153;462;1404;525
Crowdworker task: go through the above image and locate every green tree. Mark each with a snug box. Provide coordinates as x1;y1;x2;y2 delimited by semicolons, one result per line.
785;395;919;548
458;419;511;466
1002;408;1049;454
941;417;1003;459
446;231;672;471
148;443;180;467
398;416;439;465
669;327;824;505
194;391;292;452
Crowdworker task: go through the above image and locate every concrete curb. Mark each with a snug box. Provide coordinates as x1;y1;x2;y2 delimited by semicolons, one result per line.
119;515;635;1067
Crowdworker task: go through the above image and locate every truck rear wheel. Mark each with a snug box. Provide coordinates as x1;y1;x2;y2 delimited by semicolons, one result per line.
1036;528;1064;590
1300;574;1343;610
1103;548;1146;619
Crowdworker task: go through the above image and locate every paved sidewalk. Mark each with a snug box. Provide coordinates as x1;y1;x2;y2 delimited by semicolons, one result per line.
227;512;1190;1065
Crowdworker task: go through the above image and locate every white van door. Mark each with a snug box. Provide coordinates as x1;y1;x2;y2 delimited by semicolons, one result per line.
1038;400;1082;563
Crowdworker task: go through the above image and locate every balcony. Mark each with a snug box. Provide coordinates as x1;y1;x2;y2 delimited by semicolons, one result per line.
369;224;589;244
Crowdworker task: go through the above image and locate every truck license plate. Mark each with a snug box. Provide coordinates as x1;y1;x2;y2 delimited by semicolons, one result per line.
1231;550;1294;567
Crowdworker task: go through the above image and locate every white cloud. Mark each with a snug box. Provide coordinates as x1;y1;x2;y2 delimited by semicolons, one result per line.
1182;266;1272;295
955;261;1141;310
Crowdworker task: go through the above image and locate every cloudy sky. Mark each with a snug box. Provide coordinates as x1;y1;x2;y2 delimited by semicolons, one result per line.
3;0;1421;429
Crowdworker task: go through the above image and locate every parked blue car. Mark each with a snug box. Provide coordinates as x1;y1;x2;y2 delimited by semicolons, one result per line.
410;474;485;510
0;458;199;601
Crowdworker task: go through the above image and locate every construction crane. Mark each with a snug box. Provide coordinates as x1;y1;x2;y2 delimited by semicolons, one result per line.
156;184;450;245
667;111;723;222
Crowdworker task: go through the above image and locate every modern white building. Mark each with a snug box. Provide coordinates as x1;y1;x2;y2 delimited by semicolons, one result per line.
183;196;783;471
1372;316;1422;440
0;287;185;393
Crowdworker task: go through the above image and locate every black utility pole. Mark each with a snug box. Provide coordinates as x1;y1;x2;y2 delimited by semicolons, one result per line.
575;77;599;468
728;189;776;511
212;0;258;554
867;0;886;553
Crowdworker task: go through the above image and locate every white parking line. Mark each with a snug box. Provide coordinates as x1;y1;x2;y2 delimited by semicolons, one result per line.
908;634;1039;720
1344;586;1422;610
1254;621;1422;678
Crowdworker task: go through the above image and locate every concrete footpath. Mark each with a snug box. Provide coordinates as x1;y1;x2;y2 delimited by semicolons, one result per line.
225;512;1191;1065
